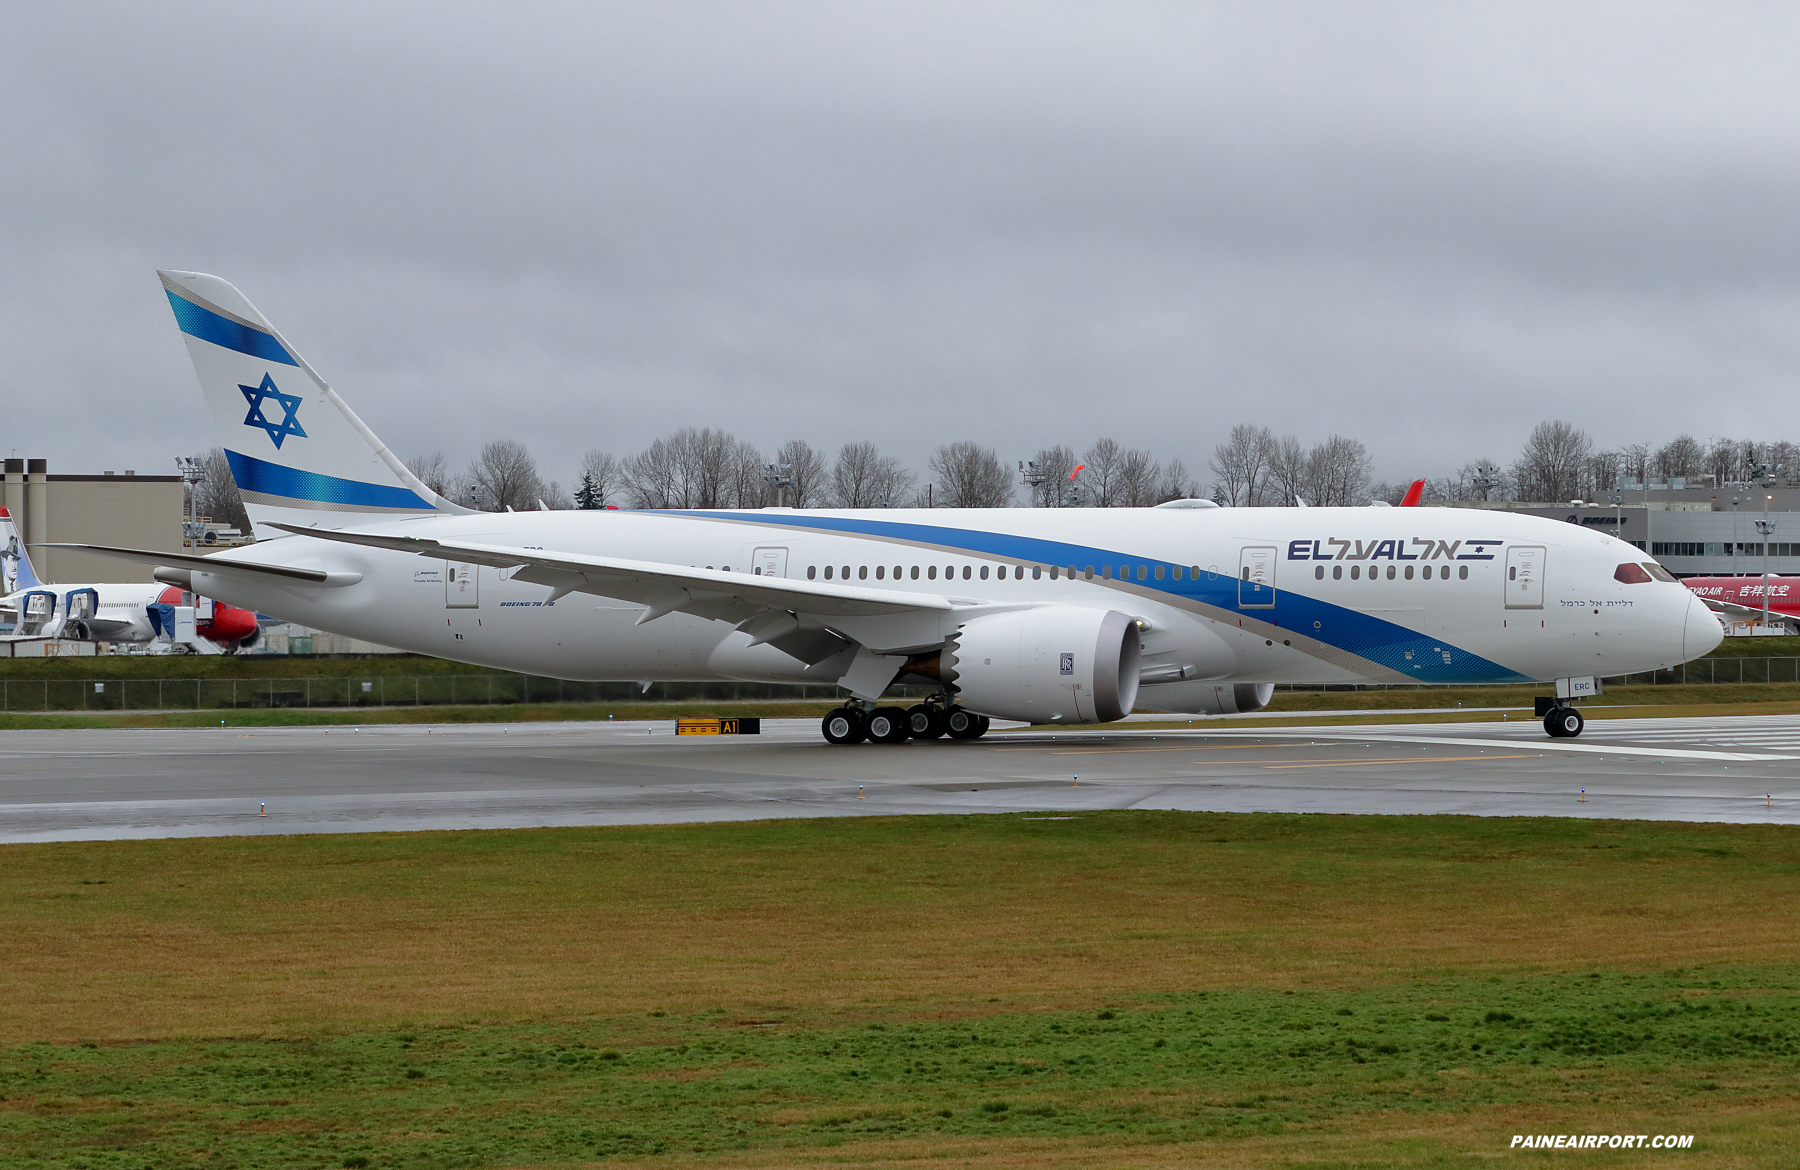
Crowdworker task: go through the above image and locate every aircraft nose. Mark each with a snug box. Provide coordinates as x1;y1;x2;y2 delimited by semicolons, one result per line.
1684;593;1724;662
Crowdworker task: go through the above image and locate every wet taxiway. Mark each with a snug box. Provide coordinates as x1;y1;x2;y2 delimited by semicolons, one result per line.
3;712;1799;842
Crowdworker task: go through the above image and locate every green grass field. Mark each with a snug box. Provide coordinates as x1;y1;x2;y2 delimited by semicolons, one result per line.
3;812;1797;1167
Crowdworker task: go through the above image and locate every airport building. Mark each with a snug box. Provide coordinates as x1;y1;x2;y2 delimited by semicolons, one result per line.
2;458;183;583
1440;480;1800;577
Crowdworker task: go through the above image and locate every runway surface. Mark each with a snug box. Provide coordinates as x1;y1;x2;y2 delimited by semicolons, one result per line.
5;710;1800;842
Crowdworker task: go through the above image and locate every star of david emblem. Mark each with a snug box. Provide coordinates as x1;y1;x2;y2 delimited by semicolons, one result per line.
238;373;307;448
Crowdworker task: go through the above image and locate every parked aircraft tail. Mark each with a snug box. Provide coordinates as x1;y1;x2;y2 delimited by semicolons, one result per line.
157;271;470;535
0;507;43;593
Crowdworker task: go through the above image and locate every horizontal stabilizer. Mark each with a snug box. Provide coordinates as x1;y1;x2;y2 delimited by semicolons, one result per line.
43;543;361;586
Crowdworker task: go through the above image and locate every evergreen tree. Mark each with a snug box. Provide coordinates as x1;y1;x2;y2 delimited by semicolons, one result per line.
574;470;603;509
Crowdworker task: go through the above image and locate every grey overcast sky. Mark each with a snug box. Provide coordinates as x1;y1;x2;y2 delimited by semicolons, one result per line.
3;2;1798;492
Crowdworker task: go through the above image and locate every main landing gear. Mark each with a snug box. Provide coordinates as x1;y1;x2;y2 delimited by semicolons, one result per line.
821;700;988;745
1535;697;1585;738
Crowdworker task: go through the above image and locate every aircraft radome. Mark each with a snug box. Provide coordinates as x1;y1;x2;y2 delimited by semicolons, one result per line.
59;272;1723;742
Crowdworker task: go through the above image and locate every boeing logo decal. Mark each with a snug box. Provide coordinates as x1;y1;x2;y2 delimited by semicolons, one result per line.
1286;538;1502;561
239;373;307;448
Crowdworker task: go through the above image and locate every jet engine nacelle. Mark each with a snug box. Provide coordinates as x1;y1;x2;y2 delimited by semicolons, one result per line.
948;607;1141;724
1135;680;1273;716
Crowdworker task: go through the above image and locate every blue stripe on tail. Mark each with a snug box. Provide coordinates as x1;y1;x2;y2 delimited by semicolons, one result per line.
224;450;430;510
166;291;298;366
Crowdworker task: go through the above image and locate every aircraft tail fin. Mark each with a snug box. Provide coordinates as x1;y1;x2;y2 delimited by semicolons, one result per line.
0;507;43;593
157;271;471;536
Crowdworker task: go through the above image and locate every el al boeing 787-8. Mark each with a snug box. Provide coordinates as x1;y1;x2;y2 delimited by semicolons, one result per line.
62;271;1722;742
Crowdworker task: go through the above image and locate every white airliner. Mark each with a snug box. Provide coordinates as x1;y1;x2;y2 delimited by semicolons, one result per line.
1;507;260;649
64;271;1721;740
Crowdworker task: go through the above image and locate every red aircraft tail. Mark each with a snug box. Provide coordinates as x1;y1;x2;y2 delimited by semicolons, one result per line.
1398;479;1425;507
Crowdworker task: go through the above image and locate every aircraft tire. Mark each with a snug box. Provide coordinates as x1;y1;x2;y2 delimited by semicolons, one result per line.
1543;706;1584;738
867;706;911;744
822;708;868;745
945;707;986;740
906;704;947;739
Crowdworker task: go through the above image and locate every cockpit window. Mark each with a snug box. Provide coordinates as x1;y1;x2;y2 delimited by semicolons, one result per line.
1614;563;1652;584
1641;562;1678;583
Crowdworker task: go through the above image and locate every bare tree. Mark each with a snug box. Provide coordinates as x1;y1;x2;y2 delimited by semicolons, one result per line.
773;439;828;507
1115;447;1162;507
1512;421;1593;502
624;428;737;508
466;440;543;511
1265;434;1311;506
575;450;621;509
404;451;450;497
832;442;915;507
1653;433;1703;482
1082;438;1126;507
192;448;251;534
1307;435;1373;506
541;480;574;509
1209;425;1276;506
929;442;1013;507
1028;444;1079;507
728;439;767;508
1155;457;1199;503
1619;442;1651;484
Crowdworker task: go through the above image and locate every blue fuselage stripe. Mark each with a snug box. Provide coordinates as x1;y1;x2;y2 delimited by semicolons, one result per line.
225;450;431;510
663;510;1531;683
166;291;298;366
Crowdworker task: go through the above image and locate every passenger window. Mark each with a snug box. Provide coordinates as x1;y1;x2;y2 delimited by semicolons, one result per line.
911;565;919;579
1333;565;1342;580
1404;565;1414;580
1085;566;1094;580
875;565;885;579
1103;566;1113;580
1173;566;1183;580
1154;565;1165;580
1314;565;1324;580
1614;563;1652;584
824;565;834;579
1509;566;1517;581
980;566;989;580
1119;565;1129;579
1351;565;1361;580
842;565;850;579
962;565;971;579
1459;565;1468;579
928;566;937;579
1190;565;1200;578
894;566;901;579
808;566;816;579
1032;566;1042;579
1136;565;1147;581
1386;565;1396;580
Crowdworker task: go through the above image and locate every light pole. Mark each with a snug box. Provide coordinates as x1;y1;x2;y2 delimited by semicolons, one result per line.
174;455;204;547
1019;460;1046;506
762;463;793;508
1757;493;1777;629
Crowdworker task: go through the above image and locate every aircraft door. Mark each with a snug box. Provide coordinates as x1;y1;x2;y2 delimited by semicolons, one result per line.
1238;546;1276;608
19;589;56;636
1504;545;1545;609
753;547;789;578
63;588;99;639
445;562;479;608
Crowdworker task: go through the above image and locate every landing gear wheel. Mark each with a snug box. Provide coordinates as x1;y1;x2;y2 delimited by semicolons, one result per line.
1544;706;1584;738
866;706;911;744
906;703;947;740
944;707;990;740
822;708;868;744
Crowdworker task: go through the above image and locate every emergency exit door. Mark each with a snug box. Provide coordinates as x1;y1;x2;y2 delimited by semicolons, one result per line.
445;562;479;608
753;547;789;577
1504;545;1544;609
1238;546;1277;608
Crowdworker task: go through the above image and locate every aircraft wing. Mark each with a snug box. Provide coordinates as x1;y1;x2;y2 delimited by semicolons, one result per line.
1698;595;1798;631
266;523;955;626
